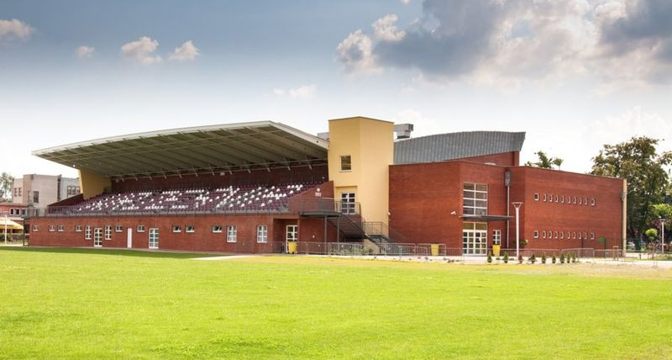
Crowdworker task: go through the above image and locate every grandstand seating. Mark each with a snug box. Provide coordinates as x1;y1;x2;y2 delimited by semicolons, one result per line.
49;183;311;215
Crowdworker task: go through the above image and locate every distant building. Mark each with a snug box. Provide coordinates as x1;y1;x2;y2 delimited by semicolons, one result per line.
12;174;80;216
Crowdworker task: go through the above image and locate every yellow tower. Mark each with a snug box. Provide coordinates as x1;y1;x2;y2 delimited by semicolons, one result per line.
327;116;394;225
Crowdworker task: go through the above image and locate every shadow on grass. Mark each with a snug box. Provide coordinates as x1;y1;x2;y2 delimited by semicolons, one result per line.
0;246;226;259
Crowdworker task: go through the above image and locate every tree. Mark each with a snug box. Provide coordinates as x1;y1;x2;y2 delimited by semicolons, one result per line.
0;172;14;202
526;151;564;169
591;137;672;238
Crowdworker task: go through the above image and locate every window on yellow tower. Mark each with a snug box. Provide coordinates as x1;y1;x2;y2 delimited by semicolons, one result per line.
340;155;351;171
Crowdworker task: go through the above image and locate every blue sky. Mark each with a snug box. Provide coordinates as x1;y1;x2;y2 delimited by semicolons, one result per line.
1;0;671;178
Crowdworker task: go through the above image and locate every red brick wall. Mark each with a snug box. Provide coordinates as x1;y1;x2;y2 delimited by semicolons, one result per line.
458;151;519;167
510;167;625;250
390;161;624;252
30;214;288;253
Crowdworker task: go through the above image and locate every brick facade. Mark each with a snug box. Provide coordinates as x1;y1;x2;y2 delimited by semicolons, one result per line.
389;156;625;252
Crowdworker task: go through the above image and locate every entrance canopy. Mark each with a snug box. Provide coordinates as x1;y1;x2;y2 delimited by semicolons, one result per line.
33;121;329;179
462;215;512;222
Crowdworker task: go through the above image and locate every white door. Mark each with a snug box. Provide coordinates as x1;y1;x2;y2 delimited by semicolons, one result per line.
93;228;103;248
462;222;487;255
148;228;159;249
127;228;133;248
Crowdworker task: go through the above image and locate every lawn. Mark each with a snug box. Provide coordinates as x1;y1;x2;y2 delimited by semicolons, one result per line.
1;247;671;359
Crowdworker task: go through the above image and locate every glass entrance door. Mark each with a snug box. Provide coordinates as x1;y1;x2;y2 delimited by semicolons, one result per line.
148;228;159;249
93;228;103;247
462;222;487;255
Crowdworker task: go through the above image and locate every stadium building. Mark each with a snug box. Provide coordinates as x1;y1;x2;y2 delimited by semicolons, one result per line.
29;116;626;255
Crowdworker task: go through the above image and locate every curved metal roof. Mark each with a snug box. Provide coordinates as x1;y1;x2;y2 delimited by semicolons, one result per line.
33;121;328;178
394;131;525;165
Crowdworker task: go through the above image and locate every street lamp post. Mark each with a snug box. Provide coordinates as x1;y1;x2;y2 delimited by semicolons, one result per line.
661;218;666;255
512;202;523;258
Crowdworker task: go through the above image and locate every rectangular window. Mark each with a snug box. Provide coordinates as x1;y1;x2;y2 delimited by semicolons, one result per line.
286;224;298;242
212;225;223;233
590;232;595;240
104;225;112;240
186;225;195;233
340;155;352;171
115;225;123;232
48;225;56;232
57;225;64;232
137;225;145;232
543;193;547;202
590;198;596;206
172;225;182;233
257;224;268;243
533;230;539;239
33;191;40;204
492;229;501;245
463;183;488;216
85;225;91;240
32;224;39;232
533;193;539;201
227;225;237;243
75;225;82;232
340;192;356;215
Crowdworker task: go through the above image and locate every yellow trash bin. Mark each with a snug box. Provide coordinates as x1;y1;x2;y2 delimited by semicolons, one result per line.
287;241;298;254
430;244;440;256
492;245;501;257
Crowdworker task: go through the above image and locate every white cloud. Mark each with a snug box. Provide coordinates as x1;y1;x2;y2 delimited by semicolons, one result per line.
169;40;200;62
401;0;412;4
344;0;672;86
585;106;672;148
336;30;380;73
120;36;162;65
0;19;33;41
372;14;406;42
273;84;317;99
75;45;95;59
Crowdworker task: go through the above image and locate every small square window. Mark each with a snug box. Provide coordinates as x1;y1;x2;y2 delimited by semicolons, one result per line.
533;193;539;201
590;198;596;206
172;225;182;233
560;232;564;240
573;196;577;204
554;195;559;203
48;225;56;232
533;230;539;239
340;155;352;171
583;197;588;206
57;225;64;232
590;232;595;240
560;196;565;204
137;225;145;232
186;225;195;233
542;230;546;239
32;224;39;232
75;225;82;232
212;225;223;233
554;231;558;239
543;194;547;202
578;232;582;240
115;225;123;232
572;232;576;239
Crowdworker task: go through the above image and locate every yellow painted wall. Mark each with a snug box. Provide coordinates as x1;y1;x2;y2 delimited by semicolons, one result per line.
79;169;111;199
328;116;394;224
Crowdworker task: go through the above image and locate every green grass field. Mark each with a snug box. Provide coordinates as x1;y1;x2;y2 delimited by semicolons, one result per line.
1;247;671;359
